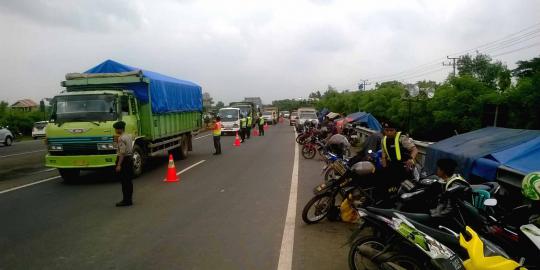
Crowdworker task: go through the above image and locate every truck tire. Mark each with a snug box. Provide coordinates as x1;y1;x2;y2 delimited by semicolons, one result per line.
58;168;80;183
132;144;144;178
179;135;189;160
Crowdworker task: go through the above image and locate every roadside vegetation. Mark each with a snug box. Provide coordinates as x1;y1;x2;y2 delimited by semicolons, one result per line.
313;54;540;141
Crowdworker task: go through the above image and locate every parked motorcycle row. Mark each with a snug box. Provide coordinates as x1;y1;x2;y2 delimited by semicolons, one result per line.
295;123;539;270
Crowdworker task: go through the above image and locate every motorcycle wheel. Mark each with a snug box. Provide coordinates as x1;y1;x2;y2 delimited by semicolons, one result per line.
348;236;423;270
324;168;339;181
301;193;333;224
302;145;316;159
296;134;305;144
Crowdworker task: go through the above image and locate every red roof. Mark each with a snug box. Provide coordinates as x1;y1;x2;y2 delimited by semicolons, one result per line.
11;99;38;108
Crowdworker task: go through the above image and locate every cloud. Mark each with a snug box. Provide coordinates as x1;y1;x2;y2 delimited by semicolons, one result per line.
0;0;145;32
0;0;539;105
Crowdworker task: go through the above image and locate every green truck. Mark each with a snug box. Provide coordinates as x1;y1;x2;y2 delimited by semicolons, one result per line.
45;60;203;182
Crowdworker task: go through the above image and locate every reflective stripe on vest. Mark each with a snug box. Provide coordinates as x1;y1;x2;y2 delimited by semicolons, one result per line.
247;116;252;126
240;118;247;128
445;174;468;191
382;131;402;161
213;122;221;136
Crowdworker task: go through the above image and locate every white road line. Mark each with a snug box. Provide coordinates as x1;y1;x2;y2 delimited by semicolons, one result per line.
194;134;211;140
177;160;206;175
0;176;61;195
0;149;46;158
277;129;299;270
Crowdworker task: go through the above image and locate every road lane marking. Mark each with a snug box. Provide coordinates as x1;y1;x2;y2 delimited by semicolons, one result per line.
0;149;46;158
177;160;206;175
277;129;299;270
194;134;211;140
0;176;61;195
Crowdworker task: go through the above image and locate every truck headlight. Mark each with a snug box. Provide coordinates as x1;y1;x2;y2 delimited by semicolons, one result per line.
49;145;63;151
97;143;116;150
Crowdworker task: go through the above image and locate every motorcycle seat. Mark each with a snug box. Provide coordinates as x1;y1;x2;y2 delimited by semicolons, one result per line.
366;207;432;223
406;218;460;248
470;182;500;195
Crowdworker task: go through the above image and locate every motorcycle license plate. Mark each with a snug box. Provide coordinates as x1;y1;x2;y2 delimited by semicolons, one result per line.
314;183;328;193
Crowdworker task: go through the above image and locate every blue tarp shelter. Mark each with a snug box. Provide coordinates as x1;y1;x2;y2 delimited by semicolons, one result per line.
318;108;330;123
425;127;540;180
345;112;383;132
84;60;202;113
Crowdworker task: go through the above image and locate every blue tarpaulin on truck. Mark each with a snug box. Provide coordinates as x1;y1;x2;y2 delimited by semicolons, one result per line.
425;127;540;180
84;60;202;113
345;112;383;132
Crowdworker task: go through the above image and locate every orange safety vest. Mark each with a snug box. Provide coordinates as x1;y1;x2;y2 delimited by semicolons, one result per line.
213;122;222;136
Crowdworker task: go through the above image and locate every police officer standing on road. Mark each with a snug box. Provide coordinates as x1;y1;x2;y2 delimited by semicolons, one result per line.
258;113;265;136
246;113;252;139
113;121;134;207
239;114;247;143
211;116;222;155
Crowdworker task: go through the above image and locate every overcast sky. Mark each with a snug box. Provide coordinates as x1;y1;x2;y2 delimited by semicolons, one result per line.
1;0;539;105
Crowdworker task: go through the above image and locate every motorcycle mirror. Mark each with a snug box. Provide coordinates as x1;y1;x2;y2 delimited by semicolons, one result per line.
484;198;497;207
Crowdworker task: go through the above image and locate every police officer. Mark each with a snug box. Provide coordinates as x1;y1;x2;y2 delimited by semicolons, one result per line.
113;121;134;207
258;113;265;136
239;114;247;143
381;122;418;184
246;113;253;139
211;116;222;155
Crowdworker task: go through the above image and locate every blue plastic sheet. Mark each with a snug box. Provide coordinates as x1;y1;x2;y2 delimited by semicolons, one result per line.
345;112;382;132
85;60;202;113
491;136;540;174
425;127;540;180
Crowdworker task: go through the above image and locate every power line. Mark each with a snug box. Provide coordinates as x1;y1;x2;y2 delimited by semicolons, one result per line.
442;56;460;77
491;42;540;58
366;21;540;81
358;79;371;91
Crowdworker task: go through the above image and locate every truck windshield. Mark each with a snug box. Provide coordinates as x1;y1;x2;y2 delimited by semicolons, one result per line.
219;109;239;121
300;113;316;119
52;94;117;122
234;106;251;117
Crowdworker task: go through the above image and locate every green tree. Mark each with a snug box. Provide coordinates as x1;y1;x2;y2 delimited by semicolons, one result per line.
215;101;225;110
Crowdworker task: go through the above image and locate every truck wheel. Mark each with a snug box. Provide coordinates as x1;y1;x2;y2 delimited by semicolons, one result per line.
58;168;80;183
132;145;144;178
179;135;189;160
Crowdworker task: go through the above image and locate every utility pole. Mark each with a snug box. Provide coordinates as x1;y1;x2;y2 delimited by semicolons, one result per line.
443;56;460;77
358;79;371;91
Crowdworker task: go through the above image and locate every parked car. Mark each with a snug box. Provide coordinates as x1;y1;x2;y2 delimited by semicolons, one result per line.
0;126;14;146
290;112;298;126
32;121;49;139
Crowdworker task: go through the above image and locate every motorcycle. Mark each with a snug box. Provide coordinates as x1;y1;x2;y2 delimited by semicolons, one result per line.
301;136;326;159
349;200;523;270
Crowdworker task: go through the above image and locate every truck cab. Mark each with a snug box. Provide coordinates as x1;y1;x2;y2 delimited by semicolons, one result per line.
218;107;240;135
46;90;141;181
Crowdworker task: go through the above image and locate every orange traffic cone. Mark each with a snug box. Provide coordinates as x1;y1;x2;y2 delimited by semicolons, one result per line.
164;154;179;182
264;123;268;130
253;128;259;136
233;131;241;146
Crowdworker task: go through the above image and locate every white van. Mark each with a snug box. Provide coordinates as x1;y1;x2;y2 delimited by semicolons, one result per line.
32;121;49;139
218;107;240;135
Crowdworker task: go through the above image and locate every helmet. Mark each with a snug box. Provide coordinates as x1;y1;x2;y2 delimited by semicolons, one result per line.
522;172;540;201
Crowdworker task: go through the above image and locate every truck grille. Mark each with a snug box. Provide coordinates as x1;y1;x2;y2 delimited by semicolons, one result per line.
48;137;115;156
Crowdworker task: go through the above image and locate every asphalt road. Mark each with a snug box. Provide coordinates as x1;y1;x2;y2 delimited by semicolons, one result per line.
0;122;356;270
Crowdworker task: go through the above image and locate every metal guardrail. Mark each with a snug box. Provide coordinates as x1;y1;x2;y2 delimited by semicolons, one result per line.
353;126;524;188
